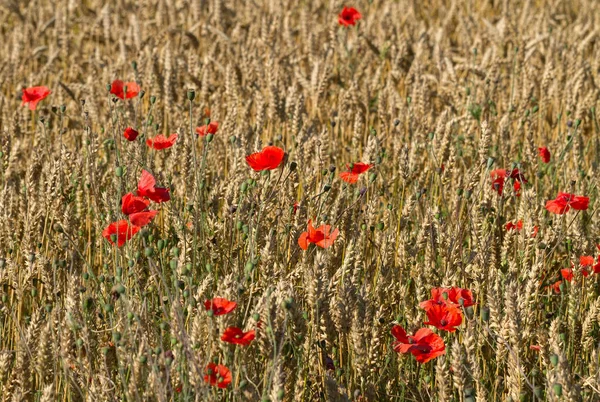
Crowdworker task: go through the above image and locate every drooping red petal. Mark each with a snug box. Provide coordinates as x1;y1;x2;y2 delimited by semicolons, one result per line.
129;210;158;227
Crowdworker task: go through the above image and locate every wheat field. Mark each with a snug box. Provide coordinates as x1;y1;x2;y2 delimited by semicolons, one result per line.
0;0;600;400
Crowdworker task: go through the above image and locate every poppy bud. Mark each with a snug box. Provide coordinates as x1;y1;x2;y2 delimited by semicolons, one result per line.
376;222;384;231
277;390;284;400
481;306;490;322
369;172;377;183
241;182;248;193
150;95;157;104
553;383;562;397
242;224;249;234
139;90;145;99
289;161;297;171
106;84;112;92
104;303;114;313
144;247;153;257
115;166;123;177
169;259;177;270
550;353;559;366
323;184;331;192
187;89;195;101
60;105;66;113
206;134;214;143
394;119;400;126
406;96;411;105
261;170;270;177
575;119;581;128
154;123;159;131
245;262;254;273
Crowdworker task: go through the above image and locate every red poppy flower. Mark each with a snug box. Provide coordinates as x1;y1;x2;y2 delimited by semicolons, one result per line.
195;121;219;136
204;363;232;389
129;210;158;227
505;220;523;232
137;170;171;203
538;147;551;163
110;80;140;100
21;86;51;110
545;192;589;214
146;133;178;150
561;268;574;282
532;226;539;238
221;327;256;346
338;6;362;27
292;202;299;215
530;345;542;352
422;302;463;332
580;256;595;267
298;219;340;250
426;287;476;308
123;127;139;141
121;192;150;215
551;280;562;294
490;169;507;195
391;325;445;364
102;220;140;247
204;297;237;316
245;146;285;171
340;162;374;184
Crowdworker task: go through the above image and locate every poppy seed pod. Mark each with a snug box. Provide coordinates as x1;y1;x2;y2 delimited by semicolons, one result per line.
289;161;297;171
150;95;156;104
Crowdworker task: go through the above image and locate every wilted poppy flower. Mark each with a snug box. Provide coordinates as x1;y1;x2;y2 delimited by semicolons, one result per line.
146;133;178;150
110;80;140;100
551;280;562;294
338;6;361;26
340;162;374;184
545;192;589;214
195;121;219;136
298;219;339;250
137;170;171;203
221;327;256;346
538;147;551;163
391;325;445;363
204;363;232;389
22;86;51;110
245;146;285;171
561;268;574;282
121;192;150;215
292;202;299;215
123;127;139;141
102;220;140;247
129;210;158;227
422;302;463;332
204;297;237;316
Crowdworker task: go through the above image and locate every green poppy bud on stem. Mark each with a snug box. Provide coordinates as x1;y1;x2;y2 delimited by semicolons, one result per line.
187;89;195;101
